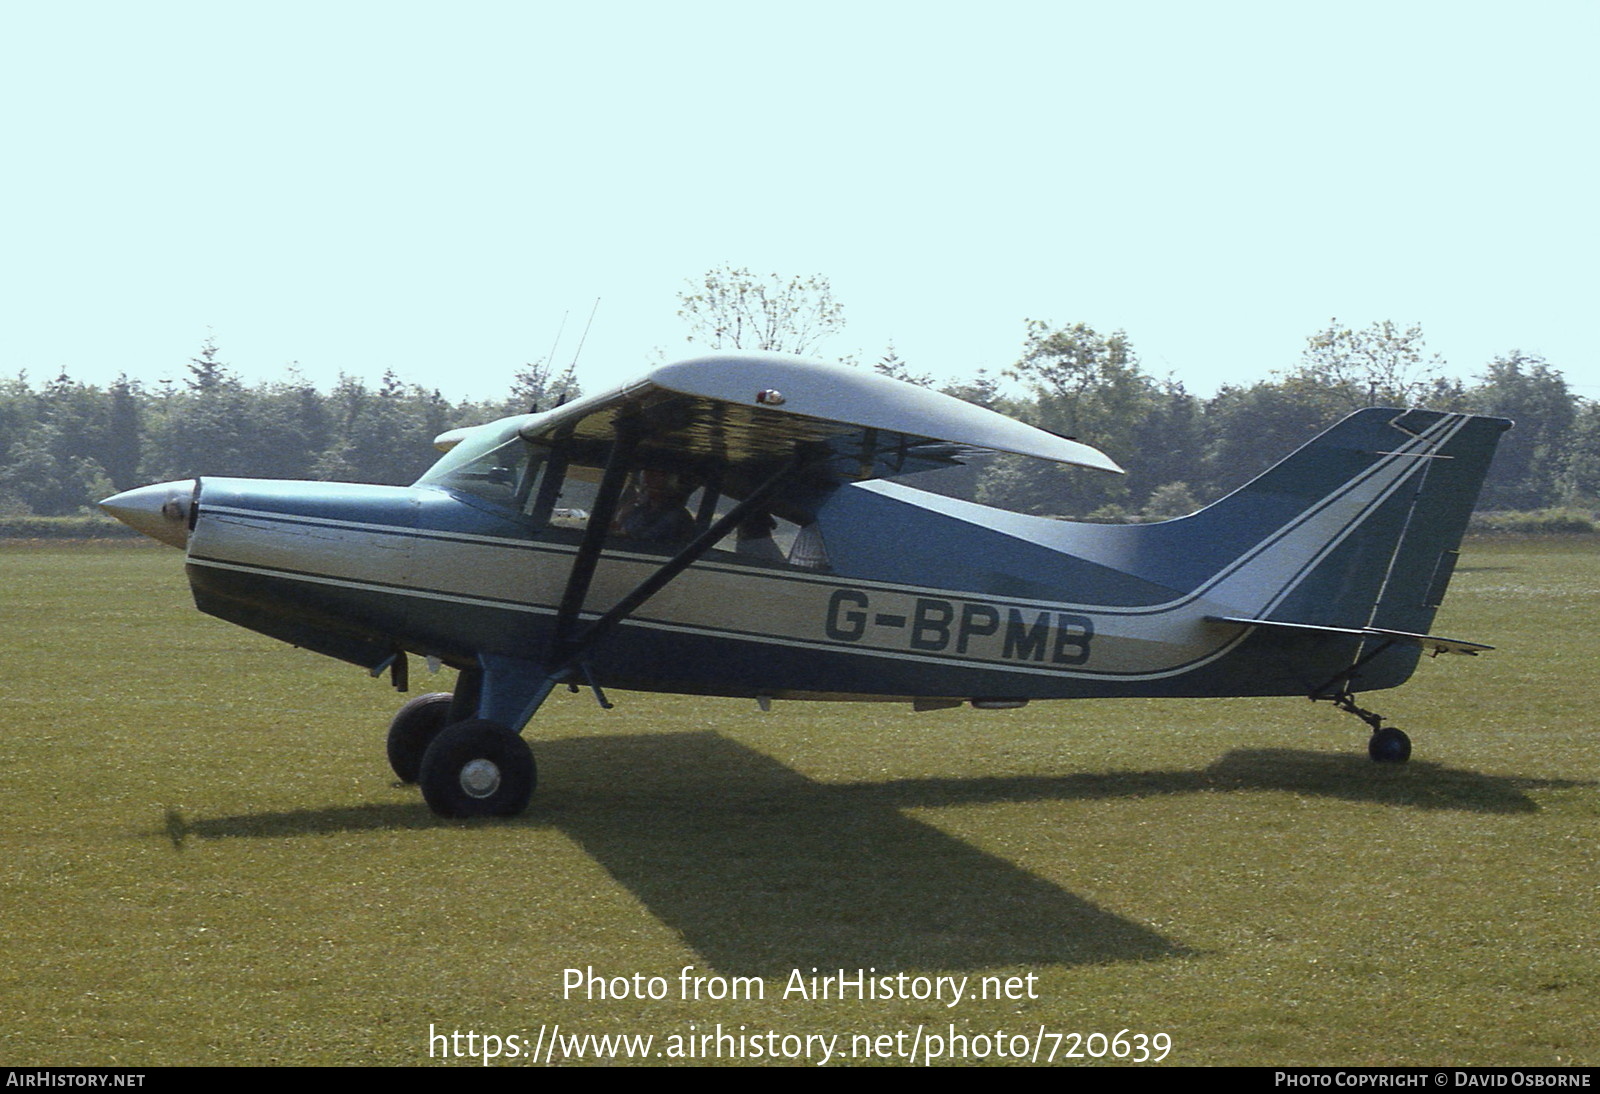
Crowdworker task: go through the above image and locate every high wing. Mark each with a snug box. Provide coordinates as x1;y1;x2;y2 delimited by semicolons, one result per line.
434;352;1123;481
420;353;1121;726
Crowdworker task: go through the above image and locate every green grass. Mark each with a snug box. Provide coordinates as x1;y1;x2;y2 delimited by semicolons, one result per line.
1;538;1596;1066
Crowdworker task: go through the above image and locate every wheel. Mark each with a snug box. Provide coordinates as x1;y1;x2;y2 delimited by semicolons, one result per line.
386;692;455;783
1368;726;1412;764
418;720;536;818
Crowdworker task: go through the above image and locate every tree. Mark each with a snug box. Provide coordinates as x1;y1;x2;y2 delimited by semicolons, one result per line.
1291;319;1445;410
984;320;1167;516
1466;351;1574;510
873;342;934;387
1197;320;1447;502
942;369;1003;412
1141;481;1202;521
0;371;126;513
185;334;236;394
144;338;250;479
315;371;453;485
677;266;845;355
506;358;579;415
101;376;144;491
1010;320;1138;420
248;369;334;481
1560;399;1600;506
1201;381;1340;497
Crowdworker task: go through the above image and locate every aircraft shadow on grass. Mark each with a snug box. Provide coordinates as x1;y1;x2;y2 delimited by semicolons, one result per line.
167;732;1591;976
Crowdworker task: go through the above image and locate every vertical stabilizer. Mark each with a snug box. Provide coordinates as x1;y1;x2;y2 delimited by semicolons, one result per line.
1360;411;1511;636
1173;407;1511;692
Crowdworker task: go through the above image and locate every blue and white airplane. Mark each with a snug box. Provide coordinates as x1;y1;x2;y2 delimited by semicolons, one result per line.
101;353;1510;818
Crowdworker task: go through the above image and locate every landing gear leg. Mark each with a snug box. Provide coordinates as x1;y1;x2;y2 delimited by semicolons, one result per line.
1314;689;1412;764
401;656;552;818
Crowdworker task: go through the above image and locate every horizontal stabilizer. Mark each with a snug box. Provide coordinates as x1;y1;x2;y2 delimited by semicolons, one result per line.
1212;616;1492;656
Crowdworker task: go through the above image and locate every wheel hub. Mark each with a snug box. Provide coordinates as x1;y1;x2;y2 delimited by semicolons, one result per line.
459;758;502;798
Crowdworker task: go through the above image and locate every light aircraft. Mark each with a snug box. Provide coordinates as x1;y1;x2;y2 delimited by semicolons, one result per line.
101;353;1511;818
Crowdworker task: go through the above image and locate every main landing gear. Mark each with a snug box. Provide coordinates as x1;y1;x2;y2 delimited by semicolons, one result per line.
417;719;536;818
378;423;811;819
385;692;455;784
1316;689;1412;764
386;690;538;818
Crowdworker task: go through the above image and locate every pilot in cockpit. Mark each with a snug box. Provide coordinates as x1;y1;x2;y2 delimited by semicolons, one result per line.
613;469;696;546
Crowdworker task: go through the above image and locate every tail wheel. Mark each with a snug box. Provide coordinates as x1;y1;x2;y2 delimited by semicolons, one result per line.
1368;726;1412;764
419;720;536;818
385;692;455;783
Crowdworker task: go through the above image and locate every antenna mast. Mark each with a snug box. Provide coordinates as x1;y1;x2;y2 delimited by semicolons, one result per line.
569;298;601;371
543;310;569;373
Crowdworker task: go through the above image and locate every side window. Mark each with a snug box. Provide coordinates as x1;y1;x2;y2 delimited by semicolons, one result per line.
709;504;831;571
550;466;598;529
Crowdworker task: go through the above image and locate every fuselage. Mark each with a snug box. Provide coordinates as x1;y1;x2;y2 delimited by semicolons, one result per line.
175;474;1365;705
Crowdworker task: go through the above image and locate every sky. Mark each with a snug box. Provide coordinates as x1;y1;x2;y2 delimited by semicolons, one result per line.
2;1;1595;403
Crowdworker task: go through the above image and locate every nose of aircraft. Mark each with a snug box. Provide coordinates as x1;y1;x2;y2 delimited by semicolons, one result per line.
99;480;197;549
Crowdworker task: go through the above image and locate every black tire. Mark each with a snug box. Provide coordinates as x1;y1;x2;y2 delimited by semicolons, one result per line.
386;692;455;783
419;720;536;818
1368;726;1412;764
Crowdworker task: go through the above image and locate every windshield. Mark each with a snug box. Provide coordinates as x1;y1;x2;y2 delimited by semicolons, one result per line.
415;420;547;512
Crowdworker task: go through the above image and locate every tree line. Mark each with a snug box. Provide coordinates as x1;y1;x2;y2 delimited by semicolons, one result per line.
0;341;576;517
906;319;1594;522
1;284;1593;523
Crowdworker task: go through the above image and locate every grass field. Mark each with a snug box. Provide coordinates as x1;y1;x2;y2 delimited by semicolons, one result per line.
1;537;1596;1066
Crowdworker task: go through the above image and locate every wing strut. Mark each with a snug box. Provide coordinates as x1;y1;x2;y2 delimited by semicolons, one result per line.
550;414;643;652
545;433;805;692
